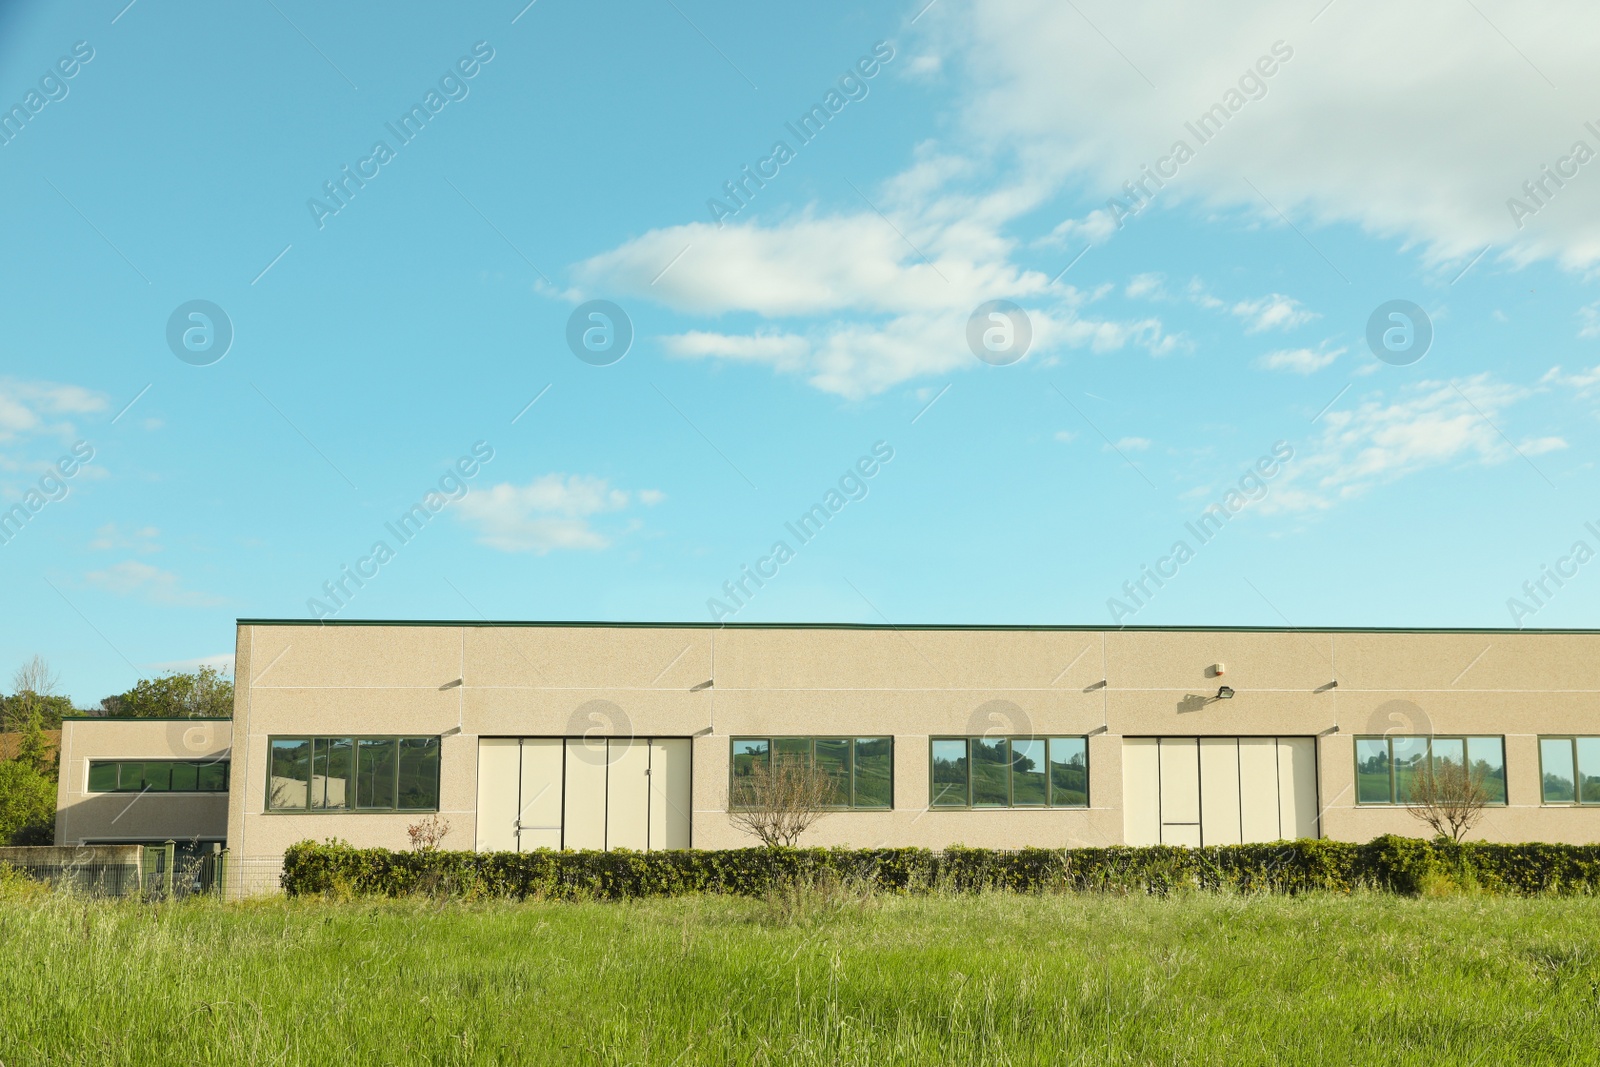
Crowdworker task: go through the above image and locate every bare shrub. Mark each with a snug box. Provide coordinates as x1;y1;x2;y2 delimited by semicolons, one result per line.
406;815;452;852
727;756;838;847
1407;758;1489;843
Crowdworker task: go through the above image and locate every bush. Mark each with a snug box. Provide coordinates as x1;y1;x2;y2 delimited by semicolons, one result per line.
0;759;55;845
280;835;1600;901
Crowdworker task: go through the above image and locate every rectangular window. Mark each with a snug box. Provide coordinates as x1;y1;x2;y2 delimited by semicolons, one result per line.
85;760;230;793
1540;736;1600;805
726;737;894;810
1352;736;1507;806
266;736;441;813
929;737;1090;809
930;739;968;807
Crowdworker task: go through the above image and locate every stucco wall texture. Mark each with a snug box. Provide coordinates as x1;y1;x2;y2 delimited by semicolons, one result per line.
220;621;1600;885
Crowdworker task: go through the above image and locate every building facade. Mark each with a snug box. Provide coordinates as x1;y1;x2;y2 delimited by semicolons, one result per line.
60;621;1600;892
54;716;232;850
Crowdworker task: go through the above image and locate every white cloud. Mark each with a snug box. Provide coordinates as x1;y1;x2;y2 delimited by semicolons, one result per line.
84;561;224;607
1541;363;1600;394
1230;294;1318;333
1054;429;1078;442
1266;374;1564;510
1125;273;1166;299
456;475;662;554
1258;345;1344;374
924;0;1600;269
575;158;1181;397
0;378;106;442
146;653;235;675
90;524;161;553
1580;302;1600;339
1110;436;1151;451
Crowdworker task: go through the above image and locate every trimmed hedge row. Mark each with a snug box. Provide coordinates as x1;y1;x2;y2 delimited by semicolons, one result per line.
281;836;1600;899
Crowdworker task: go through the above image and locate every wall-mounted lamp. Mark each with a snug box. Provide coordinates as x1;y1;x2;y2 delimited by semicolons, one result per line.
1215;685;1235;700
690;679;713;692
440;725;463;738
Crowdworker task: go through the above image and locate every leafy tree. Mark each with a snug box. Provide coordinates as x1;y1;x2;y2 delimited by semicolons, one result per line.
0;759;55;846
13;709;55;779
101;666;234;718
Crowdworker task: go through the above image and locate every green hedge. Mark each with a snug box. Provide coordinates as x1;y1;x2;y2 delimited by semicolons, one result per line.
281;836;1600;900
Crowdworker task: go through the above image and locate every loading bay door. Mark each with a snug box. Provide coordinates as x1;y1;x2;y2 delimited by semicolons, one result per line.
1122;736;1319;846
475;737;692;852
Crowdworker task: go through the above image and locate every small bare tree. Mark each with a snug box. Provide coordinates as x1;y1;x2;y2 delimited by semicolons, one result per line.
1407;759;1489;843
728;757;838;847
12;656;59;698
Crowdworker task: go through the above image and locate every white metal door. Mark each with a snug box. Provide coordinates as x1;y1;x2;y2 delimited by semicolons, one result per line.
475;738;521;852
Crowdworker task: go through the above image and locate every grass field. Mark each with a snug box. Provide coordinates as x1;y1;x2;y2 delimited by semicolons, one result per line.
2;885;1598;1066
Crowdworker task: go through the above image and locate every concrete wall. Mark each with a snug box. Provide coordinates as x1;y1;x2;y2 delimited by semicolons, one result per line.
226;622;1600;889
54;718;232;846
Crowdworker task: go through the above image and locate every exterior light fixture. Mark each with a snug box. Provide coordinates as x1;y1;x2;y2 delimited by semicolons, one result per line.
1216;686;1235;700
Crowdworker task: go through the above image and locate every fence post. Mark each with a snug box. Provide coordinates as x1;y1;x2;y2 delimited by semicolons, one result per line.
216;846;229;897
163;840;176;898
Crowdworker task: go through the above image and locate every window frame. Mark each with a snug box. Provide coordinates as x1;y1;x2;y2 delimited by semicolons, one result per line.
726;735;894;811
927;736;1091;810
1539;735;1600;806
264;734;442;814
1351;734;1507;807
85;759;230;794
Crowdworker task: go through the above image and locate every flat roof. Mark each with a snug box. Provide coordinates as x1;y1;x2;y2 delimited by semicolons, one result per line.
237;619;1600;635
60;716;233;722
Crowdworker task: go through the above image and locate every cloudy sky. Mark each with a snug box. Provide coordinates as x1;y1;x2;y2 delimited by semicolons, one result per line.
3;0;1600;704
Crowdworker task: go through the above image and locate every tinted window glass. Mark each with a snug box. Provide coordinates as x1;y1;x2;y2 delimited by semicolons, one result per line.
853;738;892;808
87;762;118;792
197;760;228;792
1355;739;1391;803
1430;737;1465;772
1541;738;1576;803
1391;736;1429;803
970;737;1009;806
1467;737;1506;805
931;739;968;807
269;739;311;809
168;762;199;791
1577;737;1600;804
312;738;353;810
397;737;441;810
814;738;852;806
731;739;768;779
1049;737;1088;807
1010;738;1047;806
357;738;398;809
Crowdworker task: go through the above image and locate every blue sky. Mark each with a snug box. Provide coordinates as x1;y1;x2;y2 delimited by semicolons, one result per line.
4;0;1600;705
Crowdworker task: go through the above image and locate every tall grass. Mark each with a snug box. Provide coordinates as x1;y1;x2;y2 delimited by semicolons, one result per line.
1;882;1597;1065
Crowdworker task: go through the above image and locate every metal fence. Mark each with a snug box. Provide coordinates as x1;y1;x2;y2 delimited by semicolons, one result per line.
0;842;230;899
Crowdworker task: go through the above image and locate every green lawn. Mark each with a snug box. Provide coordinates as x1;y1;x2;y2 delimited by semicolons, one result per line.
2;888;1598;1065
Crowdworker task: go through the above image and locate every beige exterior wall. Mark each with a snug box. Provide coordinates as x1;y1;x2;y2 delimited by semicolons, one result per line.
226;622;1600;890
55;718;232;846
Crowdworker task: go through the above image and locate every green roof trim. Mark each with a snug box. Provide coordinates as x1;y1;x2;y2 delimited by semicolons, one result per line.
60;716;233;722
236;619;1600;635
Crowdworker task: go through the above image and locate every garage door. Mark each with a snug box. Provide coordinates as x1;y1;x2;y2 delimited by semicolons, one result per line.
475;737;692;852
1122;736;1318;846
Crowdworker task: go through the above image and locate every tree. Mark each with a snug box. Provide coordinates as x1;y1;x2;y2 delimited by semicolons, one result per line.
0;759;55;845
14;709;55;779
2;656;74;731
728;755;839;847
101;666;234;718
1407;757;1490;843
